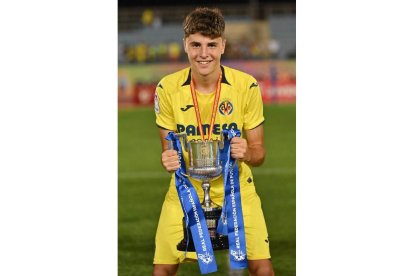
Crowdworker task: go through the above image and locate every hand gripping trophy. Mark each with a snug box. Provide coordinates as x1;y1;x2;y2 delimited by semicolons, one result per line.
170;133;229;251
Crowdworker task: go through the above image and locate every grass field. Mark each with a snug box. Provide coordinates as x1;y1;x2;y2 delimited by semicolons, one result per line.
118;104;296;275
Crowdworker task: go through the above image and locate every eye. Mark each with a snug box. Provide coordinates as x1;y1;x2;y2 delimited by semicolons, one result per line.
190;43;201;48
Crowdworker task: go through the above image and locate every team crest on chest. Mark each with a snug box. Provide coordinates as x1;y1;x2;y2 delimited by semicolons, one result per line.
219;100;233;116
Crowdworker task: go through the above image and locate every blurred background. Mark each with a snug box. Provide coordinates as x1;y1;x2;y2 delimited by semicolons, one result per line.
118;0;296;275
118;0;295;107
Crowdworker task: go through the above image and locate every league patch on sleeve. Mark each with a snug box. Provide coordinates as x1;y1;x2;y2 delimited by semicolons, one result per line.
154;91;160;114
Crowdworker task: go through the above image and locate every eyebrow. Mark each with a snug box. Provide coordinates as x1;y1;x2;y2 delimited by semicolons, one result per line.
189;41;218;46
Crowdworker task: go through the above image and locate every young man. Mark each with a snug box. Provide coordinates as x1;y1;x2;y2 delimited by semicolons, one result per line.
153;7;275;276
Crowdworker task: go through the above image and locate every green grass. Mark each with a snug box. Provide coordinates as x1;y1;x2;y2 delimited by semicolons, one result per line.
119;104;296;275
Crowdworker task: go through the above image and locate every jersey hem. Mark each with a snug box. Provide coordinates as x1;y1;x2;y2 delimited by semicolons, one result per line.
247;255;272;260
153;259;180;265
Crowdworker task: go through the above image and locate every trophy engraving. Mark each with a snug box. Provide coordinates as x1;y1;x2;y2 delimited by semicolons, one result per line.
172;133;229;251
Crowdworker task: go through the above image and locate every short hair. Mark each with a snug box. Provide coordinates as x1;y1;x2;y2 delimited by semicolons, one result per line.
183;7;225;38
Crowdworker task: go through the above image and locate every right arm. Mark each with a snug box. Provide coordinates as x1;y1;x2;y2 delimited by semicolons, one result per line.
155;78;179;173
159;128;180;173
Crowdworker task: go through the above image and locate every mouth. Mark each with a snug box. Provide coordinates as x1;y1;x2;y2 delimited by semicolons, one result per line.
197;61;212;65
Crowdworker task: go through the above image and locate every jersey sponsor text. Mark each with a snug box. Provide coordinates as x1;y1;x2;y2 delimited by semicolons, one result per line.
176;123;239;137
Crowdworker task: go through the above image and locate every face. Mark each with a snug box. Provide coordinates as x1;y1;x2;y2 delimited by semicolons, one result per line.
183;33;226;78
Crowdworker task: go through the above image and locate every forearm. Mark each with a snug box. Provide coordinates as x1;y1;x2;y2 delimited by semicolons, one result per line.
245;144;265;167
158;128;180;172
230;126;265;166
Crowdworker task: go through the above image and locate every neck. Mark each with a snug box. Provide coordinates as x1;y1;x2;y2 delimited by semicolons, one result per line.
192;68;221;94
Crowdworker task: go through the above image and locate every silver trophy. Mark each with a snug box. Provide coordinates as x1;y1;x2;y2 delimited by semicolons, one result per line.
172;133;229;251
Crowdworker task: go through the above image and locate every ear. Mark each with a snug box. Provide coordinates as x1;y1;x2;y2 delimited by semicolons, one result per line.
221;38;226;54
183;38;188;53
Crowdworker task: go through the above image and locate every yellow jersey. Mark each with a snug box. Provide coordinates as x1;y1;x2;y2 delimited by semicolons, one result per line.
153;65;271;263
155;65;264;199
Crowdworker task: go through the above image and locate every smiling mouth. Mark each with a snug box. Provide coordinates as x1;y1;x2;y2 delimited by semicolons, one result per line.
197;61;212;65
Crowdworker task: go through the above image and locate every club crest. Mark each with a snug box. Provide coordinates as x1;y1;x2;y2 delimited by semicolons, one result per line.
219;100;233;116
230;249;246;261
198;252;214;264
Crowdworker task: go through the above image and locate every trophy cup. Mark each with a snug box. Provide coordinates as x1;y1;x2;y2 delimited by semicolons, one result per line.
173;133;229;251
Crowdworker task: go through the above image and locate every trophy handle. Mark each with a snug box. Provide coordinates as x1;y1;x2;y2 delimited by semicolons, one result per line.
167;132;189;152
176;132;189;152
219;132;224;150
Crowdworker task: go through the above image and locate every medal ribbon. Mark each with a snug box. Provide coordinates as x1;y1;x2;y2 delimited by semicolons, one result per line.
166;132;218;274
218;129;248;269
189;73;222;141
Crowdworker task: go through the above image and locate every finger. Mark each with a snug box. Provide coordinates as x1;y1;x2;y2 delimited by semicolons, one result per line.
167;166;179;173
230;144;240;154
166;161;180;172
162;155;180;169
231;143;246;153
162;152;178;162
230;137;242;144
230;141;242;149
231;145;247;160
231;149;241;158
164;149;178;157
166;156;180;165
168;159;180;167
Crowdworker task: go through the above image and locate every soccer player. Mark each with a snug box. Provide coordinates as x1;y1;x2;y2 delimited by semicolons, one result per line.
153;7;275;276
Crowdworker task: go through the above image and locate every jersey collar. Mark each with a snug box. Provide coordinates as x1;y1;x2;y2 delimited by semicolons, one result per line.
181;65;231;86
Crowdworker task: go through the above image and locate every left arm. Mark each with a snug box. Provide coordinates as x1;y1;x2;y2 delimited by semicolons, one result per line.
230;124;265;167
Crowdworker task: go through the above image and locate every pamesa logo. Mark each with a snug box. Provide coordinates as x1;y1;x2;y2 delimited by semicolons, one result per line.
219;100;233;116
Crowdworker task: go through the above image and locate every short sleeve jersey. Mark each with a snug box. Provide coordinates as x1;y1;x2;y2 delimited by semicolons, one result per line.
154;65;264;189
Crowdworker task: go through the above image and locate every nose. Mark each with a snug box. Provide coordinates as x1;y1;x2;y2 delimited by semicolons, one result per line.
199;45;209;58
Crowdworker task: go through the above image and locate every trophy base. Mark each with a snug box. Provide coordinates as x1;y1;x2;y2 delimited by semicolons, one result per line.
176;207;229;252
176;234;229;252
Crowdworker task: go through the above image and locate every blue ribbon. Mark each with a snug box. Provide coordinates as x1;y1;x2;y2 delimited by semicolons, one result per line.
218;129;248;269
166;132;218;274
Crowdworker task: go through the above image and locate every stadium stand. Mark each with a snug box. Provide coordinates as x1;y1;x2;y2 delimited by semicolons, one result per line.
118;3;296;63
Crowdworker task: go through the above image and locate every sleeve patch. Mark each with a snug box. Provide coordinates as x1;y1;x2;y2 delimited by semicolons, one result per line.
154;91;160;114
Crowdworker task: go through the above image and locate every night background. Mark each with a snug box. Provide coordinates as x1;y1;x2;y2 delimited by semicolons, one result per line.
118;0;296;275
